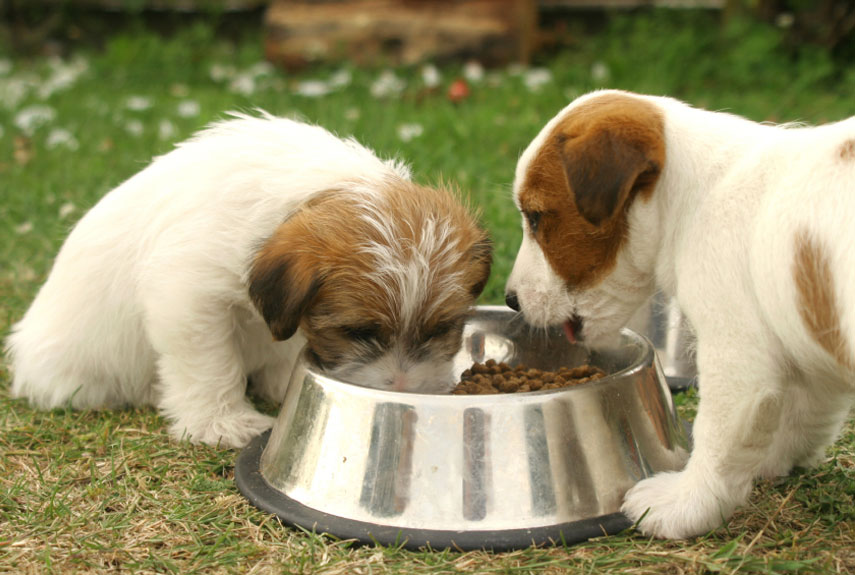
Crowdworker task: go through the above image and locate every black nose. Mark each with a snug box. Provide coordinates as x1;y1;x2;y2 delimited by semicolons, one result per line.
505;291;520;311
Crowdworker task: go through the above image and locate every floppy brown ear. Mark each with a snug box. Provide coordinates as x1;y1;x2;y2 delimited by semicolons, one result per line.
558;130;661;226
248;249;321;341
468;235;493;298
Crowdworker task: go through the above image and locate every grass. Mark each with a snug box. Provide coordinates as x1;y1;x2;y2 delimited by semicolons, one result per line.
1;9;854;574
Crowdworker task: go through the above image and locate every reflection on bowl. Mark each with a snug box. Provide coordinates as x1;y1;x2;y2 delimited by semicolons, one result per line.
236;306;690;550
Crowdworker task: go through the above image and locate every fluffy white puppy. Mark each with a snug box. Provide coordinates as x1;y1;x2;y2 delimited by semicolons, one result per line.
6;113;492;449
505;89;855;538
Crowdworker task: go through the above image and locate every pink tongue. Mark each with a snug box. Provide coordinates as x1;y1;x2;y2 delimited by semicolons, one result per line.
562;320;577;344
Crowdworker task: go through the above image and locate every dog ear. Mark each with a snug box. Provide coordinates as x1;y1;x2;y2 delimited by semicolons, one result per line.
248;249;322;341
558;131;661;226
468;235;493;298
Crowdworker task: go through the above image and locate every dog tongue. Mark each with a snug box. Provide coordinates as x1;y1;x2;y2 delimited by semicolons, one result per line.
562;320;577;344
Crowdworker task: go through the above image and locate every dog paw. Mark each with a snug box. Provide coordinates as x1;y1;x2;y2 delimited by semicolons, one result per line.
621;471;734;540
170;408;274;449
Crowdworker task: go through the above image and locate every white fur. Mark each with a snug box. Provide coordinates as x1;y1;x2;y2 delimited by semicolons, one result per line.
4;113;440;449
507;90;855;538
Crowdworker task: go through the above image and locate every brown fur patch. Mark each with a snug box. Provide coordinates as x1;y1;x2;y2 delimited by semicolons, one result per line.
249;179;491;370
518;92;665;289
793;229;853;370
839;139;855;161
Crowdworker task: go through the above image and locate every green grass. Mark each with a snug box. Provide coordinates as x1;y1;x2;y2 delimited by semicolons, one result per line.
1;10;854;574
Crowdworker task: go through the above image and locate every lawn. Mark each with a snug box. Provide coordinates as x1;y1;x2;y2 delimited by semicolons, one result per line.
1;9;854;574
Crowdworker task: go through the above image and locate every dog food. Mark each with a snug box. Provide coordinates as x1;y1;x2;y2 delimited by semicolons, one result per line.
452;359;606;395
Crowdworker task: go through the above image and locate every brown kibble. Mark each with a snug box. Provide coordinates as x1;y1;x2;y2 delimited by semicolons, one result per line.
453;359;607;395
497;379;518;393
472;363;489;374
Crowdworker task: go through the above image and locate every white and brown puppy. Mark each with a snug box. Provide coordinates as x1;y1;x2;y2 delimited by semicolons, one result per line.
6;113;491;449
505;89;855;539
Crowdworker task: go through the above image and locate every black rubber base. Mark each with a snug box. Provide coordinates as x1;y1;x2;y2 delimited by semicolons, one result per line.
235;430;633;551
666;375;696;393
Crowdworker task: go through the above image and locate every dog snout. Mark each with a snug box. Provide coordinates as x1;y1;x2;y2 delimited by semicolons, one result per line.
505;291;520;311
388;373;408;392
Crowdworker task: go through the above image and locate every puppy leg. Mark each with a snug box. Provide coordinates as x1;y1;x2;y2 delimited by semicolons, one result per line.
144;291;273;449
792;400;852;469
761;379;852;475
249;363;292;405
248;337;304;405
622;337;785;539
156;353;273;449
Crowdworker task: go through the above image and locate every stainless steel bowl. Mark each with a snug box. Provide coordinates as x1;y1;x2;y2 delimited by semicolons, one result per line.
628;292;697;391
236;306;689;550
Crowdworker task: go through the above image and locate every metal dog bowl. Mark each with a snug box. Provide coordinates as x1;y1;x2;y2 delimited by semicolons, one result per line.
628;292;697;391
236;306;689;550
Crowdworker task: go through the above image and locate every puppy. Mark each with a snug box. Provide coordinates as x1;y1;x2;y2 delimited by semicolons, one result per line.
6;113;492;449
505;89;855;538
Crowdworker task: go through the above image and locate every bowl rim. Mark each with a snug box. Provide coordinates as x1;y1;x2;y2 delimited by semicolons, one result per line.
294;305;656;403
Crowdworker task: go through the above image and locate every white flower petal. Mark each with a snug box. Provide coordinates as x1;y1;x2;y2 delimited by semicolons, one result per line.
370;70;405;98
59;202;76;218
177;100;200;118
158;119;176;140
209;63;235;82
249;61;275;77
776;13;795;28
523;67;552;92
591;61;610;82
37;56;89;99
463;61;484;83
421;64;441;89
125;119;144;137
0;76;33;109
294;80;331;98
125;95;153;111
329;68;352;88
229;74;256;96
46;128;79;151
15;105;56;135
397;123;423;142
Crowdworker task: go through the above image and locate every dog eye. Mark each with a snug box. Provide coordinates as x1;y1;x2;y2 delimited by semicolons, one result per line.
525;211;541;234
341;323;382;343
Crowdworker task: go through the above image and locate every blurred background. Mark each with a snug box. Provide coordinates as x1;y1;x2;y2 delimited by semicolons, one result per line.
1;0;854;305
2;1;854;67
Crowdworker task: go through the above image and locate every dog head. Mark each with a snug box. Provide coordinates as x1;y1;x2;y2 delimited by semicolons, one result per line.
505;90;665;347
249;178;492;393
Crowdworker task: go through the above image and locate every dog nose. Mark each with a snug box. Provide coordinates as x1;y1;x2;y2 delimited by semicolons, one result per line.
390;373;408;392
505;291;520;311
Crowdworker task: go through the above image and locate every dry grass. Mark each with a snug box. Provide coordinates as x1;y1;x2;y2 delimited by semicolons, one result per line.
1;383;853;574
